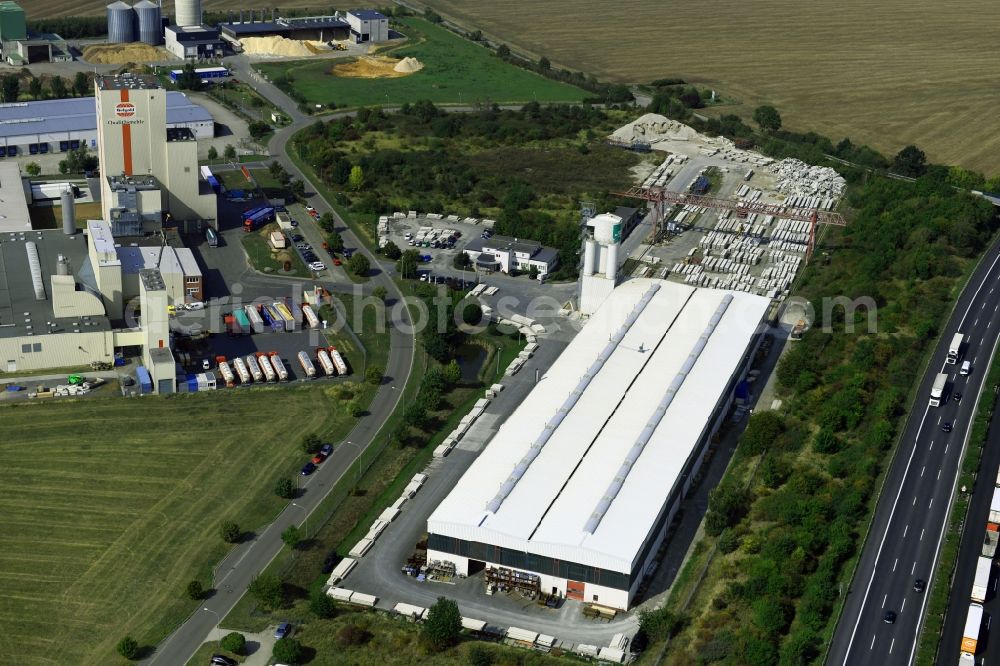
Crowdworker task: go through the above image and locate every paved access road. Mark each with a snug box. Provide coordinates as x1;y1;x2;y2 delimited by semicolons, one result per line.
939;391;1000;664
142;69;416;666
828;238;1000;666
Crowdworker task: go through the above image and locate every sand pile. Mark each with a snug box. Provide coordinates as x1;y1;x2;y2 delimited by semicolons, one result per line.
82;43;168;64
610;113;698;144
240;36;324;57
393;57;424;73
333;56;420;79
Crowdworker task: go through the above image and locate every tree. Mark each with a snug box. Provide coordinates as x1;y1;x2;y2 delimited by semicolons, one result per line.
893;145;927;178
223;144;236;160
348;398;365;418
326;230;344;253
318;212;336;232
705;481;750;536
348;252;370;276
310;587;338;618
248;120;272;140
220;632;246;655
289;178;306;200
398;249;420;278
741;411;785;456
468;644;496;666
27;76;42;99
116;635;139;660
497;44;510;58
49;75;67;99
337;623;373;646
207;145;218;160
281;525;302;548
460;301;483;327
175;63;201;90
422;597;462;652
73;72;89;97
365;364;384;385
348;165;365;191
453;252;472;269
538;56;551;71
300;433;322;454
274;477;294;499
373;285;388;302
24;162;40;177
441;360;462;387
1;75;19;103
186;579;204;600
272;637;303;663
220;520;240;543
637;607;686;642
752;105;782;132
403;403;428;429
382;241;401;260
248;573;283;610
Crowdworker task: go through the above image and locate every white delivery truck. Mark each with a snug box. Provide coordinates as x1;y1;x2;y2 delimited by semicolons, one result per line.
930;372;948;407
971;556;992;603
948;333;964;364
990;487;1000;524
962;602;983;655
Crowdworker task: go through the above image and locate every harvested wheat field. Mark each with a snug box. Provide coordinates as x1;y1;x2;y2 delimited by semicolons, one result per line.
82;43;168;64
333;56;423;79
423;0;1000;173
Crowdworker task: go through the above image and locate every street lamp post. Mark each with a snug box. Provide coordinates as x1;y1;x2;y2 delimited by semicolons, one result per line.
202;607;220;627
496;346;503;379
292;502;309;538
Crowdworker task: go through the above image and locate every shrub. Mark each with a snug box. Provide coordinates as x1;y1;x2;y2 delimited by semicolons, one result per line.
272;637;302;662
220;632;246;655
365;364;384;385
421;597;461;652
274;477;294;499
337;623;373;646
220;520;240;543
467;644;496;666
300;433;322;454
248;573;283;610
186;579;203;600
281;525;302;548
116;636;138;660
310;588;337;619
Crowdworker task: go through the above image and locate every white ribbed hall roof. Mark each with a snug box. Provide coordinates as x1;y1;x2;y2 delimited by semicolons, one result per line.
428;278;770;573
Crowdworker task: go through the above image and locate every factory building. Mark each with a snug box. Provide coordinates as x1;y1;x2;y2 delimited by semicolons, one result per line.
344;9;388;43
164;24;223;60
95;74;216;228
427;279;770;610
0;1;70;65
116;243;203;303
219;13;350;44
0;162;32;233
0;92;213;158
462;235;559;276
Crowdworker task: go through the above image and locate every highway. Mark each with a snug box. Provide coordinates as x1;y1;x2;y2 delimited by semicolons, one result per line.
142;67;416;665
828;238;1000;666
939;392;1000;662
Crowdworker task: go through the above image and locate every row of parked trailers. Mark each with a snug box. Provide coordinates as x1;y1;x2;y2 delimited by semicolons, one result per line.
213;347;349;387
959;473;1000;662
225;302;321;335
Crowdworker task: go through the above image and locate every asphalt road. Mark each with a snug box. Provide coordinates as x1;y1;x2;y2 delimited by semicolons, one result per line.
828;238;1000;666
142;68;417;666
939;393;1000;663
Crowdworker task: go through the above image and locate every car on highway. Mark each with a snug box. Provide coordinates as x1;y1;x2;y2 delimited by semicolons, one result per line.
883;610;896;624
941;421;953;433
311;451;327;464
320;443;333;456
275;622;292;639
953;392;962;403
210;656;238;666
291;234;303;242
300;462;316;476
309;261;326;272
913;578;925;593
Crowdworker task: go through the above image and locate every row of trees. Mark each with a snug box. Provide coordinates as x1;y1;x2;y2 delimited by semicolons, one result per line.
0;71;89;103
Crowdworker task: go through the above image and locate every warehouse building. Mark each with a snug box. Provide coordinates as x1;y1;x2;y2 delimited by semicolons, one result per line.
344;9;388;43
164;24;223;60
0;0;70;64
117;243;203;303
219;13;350;44
463;235;559;276
0;162;31;233
427;279;770;610
0;92;214;158
95;74;216;228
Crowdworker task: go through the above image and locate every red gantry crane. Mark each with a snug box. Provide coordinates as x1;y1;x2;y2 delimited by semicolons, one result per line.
616;185;847;261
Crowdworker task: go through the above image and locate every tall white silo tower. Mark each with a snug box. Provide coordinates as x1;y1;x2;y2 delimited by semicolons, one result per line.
175;0;202;27
579;212;624;315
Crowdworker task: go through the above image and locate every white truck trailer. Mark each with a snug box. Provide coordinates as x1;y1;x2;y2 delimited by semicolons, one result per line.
317;348;336;376
972;556;992;603
990;487;1000;524
233;357;251;384
302;303;320;329
962;602;984;655
257;354;277;382
217;360;235;388
930;372;947;407
245;354;264;382
298;351;317;379
270;353;289;381
244;304;264;333
948;332;964;364
329;347;349;375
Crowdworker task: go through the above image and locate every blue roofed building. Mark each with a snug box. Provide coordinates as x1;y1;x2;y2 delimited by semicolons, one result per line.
0;92;213;158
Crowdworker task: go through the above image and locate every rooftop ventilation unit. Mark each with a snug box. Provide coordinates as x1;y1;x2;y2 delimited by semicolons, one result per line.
24;241;46;301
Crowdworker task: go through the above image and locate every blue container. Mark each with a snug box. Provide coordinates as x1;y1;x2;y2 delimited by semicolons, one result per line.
135;366;153;394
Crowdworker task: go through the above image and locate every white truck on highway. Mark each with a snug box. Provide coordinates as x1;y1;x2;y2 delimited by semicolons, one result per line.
972;556;992;603
930;372;948;406
948;332;964;364
991;488;1000;524
962;602;984;655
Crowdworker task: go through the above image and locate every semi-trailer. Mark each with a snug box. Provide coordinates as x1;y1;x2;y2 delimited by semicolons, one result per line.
234;309;251;332
930;372;947;407
244;304;264;333
317;348;336;376
329;347;349;375
224;314;243;336
216;357;235;387
303;303;320;329
983;523;999;558
270;353;289;381
256;353;277;382
991;488;1000;524
972;556;992;603
273;302;295;332
261;305;285;332
298;351;317;378
285;298;303;329
245;354;264;382
242;206;275;232
961;602;983;655
233;356;251;384
948;333;964;364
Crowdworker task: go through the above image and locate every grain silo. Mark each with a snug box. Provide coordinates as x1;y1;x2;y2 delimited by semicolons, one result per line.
106;1;135;44
60;188;75;235
134;0;162;45
174;0;202;27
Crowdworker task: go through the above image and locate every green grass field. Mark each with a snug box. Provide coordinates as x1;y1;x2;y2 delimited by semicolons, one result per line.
0;388;357;664
255;17;588;108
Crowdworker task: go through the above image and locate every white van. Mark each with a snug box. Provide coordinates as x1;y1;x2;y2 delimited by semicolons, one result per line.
961;360;971;376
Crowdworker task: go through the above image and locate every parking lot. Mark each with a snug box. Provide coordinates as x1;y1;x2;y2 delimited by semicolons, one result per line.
381;213;496;277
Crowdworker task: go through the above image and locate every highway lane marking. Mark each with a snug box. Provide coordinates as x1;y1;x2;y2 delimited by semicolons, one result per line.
930;440;934;450
938;416;942;424
975;317;980;326
882;594;887;608
870;635;876;650
912;496;917;505
901;598;907;613
889;638;895;654
982;302;987;309
911;561;916;574
921;466;925;477
893;558;898;572
994;578;998;592
920;528;925;541
904;524;909;537
929;498;934;509
946;443;950;453
845;252;1000;664
937;469;941;480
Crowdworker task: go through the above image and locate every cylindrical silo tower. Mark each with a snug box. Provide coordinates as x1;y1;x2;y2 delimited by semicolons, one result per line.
583;239;596;277
107;1;136;44
134;0;162;45
175;0;202;27
60;189;76;235
605;242;619;280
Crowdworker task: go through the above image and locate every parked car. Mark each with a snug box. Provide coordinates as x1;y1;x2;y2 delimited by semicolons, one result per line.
210;656;238;666
320;443;333;456
300;462;316;476
310;261;326;272
311;452;327;464
201;359;211;370
275;622;293;639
